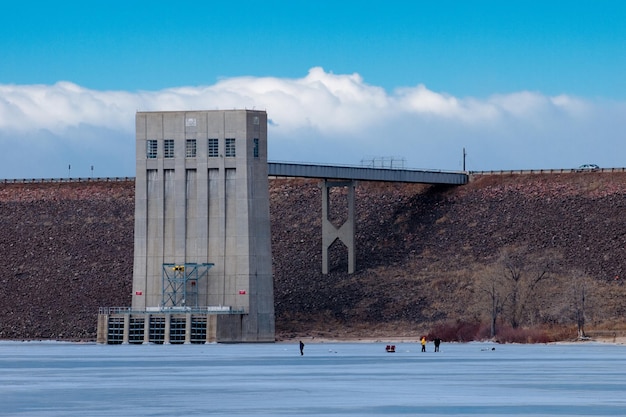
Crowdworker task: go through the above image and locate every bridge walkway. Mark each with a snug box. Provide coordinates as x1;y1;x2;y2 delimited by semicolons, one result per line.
268;162;468;274
268;162;468;185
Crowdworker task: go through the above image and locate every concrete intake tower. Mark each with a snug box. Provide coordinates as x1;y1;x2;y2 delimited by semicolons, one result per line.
97;110;275;343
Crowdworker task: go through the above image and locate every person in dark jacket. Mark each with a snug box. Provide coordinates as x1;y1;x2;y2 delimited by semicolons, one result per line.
299;340;305;356
434;337;441;352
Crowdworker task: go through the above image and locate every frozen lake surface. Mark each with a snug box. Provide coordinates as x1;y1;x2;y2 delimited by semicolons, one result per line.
1;340;625;416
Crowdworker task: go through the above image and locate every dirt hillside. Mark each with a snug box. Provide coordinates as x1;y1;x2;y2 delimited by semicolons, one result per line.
1;172;625;341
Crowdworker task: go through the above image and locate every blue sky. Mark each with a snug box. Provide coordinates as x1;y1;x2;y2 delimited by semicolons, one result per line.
1;1;625;178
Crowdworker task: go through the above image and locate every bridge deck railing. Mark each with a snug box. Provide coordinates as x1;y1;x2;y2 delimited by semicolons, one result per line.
1;167;624;185
0;177;134;184
469;167;626;175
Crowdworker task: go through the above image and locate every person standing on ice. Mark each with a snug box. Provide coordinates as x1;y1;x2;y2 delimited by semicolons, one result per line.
421;336;427;352
299;340;305;356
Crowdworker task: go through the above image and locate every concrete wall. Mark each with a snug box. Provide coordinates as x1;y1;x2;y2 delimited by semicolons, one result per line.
132;110;274;342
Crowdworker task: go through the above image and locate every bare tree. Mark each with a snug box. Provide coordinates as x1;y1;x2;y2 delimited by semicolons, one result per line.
565;270;593;339
473;247;561;338
498;247;558;329
475;265;509;338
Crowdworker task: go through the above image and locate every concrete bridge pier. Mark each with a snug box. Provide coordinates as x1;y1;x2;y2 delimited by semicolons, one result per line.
321;180;356;274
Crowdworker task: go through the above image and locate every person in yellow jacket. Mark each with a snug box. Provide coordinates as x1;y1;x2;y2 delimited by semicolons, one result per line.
420;336;427;352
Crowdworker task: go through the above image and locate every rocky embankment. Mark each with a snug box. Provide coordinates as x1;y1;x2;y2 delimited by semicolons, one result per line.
1;172;626;340
0;180;134;340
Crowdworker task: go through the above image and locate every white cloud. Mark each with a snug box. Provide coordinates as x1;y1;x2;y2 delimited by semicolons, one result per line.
0;67;625;178
0;82;136;133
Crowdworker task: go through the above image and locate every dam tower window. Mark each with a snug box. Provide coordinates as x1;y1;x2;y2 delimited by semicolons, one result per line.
146;140;158;159
186;139;196;158
164;139;174;158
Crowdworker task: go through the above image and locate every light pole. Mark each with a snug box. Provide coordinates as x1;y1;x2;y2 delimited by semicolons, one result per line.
462;148;467;172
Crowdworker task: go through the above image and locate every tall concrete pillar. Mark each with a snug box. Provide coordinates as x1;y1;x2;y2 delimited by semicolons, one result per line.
321;180;356;274
133;110;274;342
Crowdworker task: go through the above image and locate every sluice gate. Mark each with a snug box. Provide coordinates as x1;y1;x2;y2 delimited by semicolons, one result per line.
97;307;244;344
